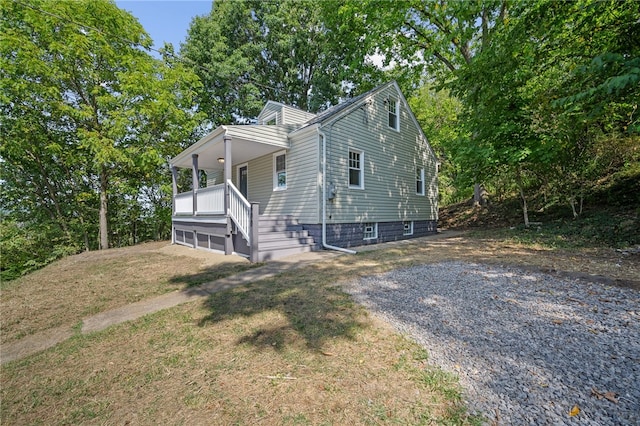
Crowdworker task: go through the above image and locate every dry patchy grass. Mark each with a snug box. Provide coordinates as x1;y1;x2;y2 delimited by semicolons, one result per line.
2;263;473;425
2;234;638;424
0;242;258;343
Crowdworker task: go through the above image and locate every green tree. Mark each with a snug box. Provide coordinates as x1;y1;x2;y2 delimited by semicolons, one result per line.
181;0;384;124
1;0;203;270
352;0;638;221
454;0;639;219
408;86;466;204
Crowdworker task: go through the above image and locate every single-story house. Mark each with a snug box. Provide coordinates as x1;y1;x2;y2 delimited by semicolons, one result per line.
169;80;438;262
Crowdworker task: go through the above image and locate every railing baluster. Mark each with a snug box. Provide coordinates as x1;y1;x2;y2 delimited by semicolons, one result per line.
227;180;252;244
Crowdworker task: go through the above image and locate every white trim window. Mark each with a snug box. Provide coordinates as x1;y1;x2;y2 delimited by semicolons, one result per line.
387;97;399;131
363;222;378;240
416;167;425;195
348;149;364;189
403;221;414;236
273;151;287;190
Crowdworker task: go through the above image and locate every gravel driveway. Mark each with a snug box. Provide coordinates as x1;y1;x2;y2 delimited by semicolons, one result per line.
343;261;640;425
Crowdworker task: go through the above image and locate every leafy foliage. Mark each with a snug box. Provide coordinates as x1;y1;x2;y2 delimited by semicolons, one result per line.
1;0;204;278
180;0;385;124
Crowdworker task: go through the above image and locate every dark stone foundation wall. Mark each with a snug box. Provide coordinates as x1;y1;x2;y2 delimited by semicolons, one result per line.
302;220;437;249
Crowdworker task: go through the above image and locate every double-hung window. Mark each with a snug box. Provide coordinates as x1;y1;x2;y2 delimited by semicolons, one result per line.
273;151;287;190
387;98;399;131
416;167;425;195
348;149;363;189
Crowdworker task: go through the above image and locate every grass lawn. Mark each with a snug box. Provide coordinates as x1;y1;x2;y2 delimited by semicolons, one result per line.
2;236;638;424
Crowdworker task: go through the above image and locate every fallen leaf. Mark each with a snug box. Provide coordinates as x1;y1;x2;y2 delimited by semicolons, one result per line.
591;387;619;401
569;405;580;417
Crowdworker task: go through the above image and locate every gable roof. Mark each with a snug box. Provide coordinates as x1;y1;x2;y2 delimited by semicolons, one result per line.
257;100;317;124
303;81;396;127
296;80;438;161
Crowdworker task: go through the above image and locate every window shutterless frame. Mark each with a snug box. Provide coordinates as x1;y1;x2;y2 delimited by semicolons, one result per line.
387;97;399;131
273;150;287;191
416;167;425;195
348;149;364;189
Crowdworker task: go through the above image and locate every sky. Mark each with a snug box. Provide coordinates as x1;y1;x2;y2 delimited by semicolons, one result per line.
115;1;212;53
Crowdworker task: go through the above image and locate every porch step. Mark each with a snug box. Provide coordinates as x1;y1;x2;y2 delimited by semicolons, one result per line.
259;215;300;231
256;215;316;261
257;244;313;262
258;230;310;242
259;236;315;250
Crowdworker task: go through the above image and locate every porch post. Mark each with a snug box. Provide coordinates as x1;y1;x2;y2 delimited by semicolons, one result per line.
171;165;178;215
223;135;233;255
171;165;178;244
250;202;260;263
191;154;199;215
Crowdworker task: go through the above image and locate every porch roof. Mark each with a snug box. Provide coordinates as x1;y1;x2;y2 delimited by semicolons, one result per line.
171;124;300;171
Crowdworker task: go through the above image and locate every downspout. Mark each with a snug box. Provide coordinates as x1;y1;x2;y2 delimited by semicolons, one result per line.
319;127;356;254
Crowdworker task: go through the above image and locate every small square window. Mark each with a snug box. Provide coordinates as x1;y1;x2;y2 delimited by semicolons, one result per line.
363;222;378;240
416;167;425;195
387;98;399;130
403;221;414;236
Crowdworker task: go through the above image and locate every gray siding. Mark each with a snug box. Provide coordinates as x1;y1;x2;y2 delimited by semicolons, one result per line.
323;85;438;224
206;170;223;186
257;102;282;124
282;105;316;124
258;101;316;125
231;128;320;224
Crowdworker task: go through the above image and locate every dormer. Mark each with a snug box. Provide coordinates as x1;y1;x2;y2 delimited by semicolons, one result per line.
257;101;317;125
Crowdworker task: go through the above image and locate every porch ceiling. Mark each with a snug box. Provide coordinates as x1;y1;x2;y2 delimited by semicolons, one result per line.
171;125;293;171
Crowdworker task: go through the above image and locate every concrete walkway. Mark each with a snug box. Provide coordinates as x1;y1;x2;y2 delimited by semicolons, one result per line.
1;231;464;364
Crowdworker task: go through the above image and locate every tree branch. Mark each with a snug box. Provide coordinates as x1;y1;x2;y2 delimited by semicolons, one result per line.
403;21;458;72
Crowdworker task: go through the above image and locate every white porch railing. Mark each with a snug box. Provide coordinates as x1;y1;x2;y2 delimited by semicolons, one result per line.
197;184;224;214
227;179;252;244
174;192;193;214
173;181;253;248
174;184;225;215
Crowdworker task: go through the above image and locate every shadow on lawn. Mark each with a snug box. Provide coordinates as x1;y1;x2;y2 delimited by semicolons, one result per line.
168;261;261;288
193;259;369;352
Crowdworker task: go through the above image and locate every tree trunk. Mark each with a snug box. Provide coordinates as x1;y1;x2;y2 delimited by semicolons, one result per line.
99;167;109;250
473;183;487;207
515;167;530;228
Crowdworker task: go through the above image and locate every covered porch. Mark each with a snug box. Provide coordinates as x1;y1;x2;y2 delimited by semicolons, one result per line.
170;125;313;261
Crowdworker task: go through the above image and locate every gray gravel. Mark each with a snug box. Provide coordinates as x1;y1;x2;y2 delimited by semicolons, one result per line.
343;261;640;425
